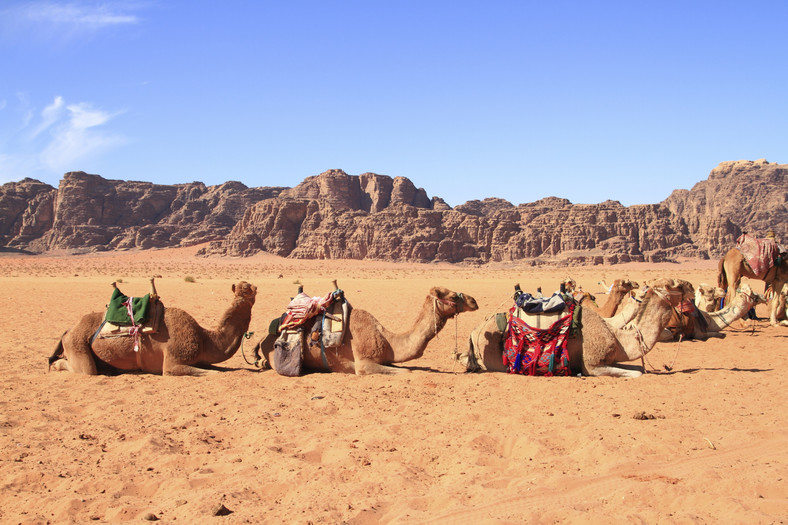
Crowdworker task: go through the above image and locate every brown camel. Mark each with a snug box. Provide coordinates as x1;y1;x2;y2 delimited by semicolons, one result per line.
49;281;258;376
718;247;788;326
658;284;765;341
255;286;479;375
460;284;679;378
584;278;640;317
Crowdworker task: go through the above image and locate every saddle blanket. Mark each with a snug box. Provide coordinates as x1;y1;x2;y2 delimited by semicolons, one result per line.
737;234;779;277
503;303;574;376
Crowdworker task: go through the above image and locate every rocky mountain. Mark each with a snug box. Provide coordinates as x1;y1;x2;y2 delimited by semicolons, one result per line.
1;159;785;264
0;172;285;253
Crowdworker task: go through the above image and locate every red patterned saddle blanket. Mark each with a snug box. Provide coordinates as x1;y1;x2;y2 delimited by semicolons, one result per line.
736;234;780;276
503;303;574;376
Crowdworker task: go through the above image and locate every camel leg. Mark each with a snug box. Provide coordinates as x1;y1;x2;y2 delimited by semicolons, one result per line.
583;363;643;378
353;358;410;375
769;297;788;327
161;353;217;376
722;257;742;306
51;336;99;375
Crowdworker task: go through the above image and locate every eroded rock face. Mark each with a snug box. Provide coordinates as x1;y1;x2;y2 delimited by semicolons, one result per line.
0;172;285;252
1;161;785;264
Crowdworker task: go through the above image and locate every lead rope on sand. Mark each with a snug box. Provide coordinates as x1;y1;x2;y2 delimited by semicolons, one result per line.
451;315;459;373
641;331;682;373
240;331;256;366
664;334;682;372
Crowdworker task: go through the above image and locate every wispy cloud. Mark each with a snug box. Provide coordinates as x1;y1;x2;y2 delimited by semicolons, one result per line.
0;1;140;41
0;95;128;184
40;99;128;171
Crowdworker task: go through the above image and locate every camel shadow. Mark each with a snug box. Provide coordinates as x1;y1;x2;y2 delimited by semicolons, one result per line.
647;367;774;375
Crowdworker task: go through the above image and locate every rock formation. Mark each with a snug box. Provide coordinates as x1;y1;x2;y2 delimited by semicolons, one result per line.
0;171;285;252
0;160;785;264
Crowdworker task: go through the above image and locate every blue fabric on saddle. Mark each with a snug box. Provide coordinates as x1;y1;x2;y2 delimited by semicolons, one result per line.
104;288;151;325
514;292;567;313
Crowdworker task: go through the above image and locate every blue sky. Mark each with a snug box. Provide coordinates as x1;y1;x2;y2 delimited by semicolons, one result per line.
1;1;786;207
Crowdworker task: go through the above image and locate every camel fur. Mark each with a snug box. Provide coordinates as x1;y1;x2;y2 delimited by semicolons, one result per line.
718;246;788;326
462;284;678;378
49;281;258;376
255;286;478;375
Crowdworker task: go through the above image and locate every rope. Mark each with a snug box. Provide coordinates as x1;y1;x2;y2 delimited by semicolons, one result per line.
240;331;257;366
664;334;682;372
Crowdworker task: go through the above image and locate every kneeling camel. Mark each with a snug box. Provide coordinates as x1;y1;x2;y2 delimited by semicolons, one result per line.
255;286;478;375
49;281;258;376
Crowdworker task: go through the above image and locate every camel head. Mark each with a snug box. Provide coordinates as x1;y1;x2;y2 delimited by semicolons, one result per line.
695;283;726;312
429;287;479;318
561;277;578;293
612;279;639;293
573;291;596;305
232;281;258;306
645;278;695;307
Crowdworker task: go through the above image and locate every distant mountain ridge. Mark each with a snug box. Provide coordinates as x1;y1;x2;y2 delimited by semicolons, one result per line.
0;159;785;264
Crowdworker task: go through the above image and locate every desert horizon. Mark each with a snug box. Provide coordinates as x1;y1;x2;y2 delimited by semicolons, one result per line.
1;245;786;523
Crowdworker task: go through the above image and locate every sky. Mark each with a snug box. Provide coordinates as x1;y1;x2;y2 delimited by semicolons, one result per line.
1;1;786;207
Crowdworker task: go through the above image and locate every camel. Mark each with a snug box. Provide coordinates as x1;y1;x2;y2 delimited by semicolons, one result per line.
657;284;765;341
461;282;682;378
560;277;638;317
584;279;640;317
695;283;726;312
718;245;788;326
254;286;479;375
49;281;258;376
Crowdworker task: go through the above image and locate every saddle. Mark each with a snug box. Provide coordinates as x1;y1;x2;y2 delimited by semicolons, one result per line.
93;279;164;344
273;284;350;377
736;233;781;276
501;286;579;376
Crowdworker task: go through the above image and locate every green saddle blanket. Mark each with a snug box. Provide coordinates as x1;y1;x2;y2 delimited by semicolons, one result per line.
104;288;151;325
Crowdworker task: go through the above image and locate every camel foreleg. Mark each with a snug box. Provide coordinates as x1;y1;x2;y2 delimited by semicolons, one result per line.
353;358;411;375
583;363;644;378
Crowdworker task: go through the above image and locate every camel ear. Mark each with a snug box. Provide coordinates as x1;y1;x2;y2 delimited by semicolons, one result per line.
232;283;237;293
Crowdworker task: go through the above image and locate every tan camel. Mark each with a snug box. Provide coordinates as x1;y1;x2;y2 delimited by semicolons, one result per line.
255;286;479;375
461;284;679;378
775;283;788;322
49;281;258;376
695;283;726;312
718;247;788;326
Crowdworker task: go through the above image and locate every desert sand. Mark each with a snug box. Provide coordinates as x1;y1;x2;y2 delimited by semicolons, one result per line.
1;245;786;524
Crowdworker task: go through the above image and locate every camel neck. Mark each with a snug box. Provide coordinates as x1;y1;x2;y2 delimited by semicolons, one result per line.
389;296;449;363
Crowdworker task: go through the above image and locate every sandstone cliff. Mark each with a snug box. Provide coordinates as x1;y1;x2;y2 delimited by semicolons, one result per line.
0;172;285;252
1;160;785;264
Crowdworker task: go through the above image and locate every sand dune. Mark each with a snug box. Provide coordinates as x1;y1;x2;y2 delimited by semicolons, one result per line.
1;247;785;524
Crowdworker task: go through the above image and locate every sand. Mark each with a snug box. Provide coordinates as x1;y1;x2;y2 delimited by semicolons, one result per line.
1;246;786;524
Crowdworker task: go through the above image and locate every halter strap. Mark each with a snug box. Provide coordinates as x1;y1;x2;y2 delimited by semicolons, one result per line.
431;293;465;316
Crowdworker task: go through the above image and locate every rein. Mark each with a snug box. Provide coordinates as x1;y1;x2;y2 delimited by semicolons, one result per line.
240;331;258;366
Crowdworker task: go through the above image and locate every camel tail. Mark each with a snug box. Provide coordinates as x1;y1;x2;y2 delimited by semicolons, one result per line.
717;257;728;290
48;333;67;371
